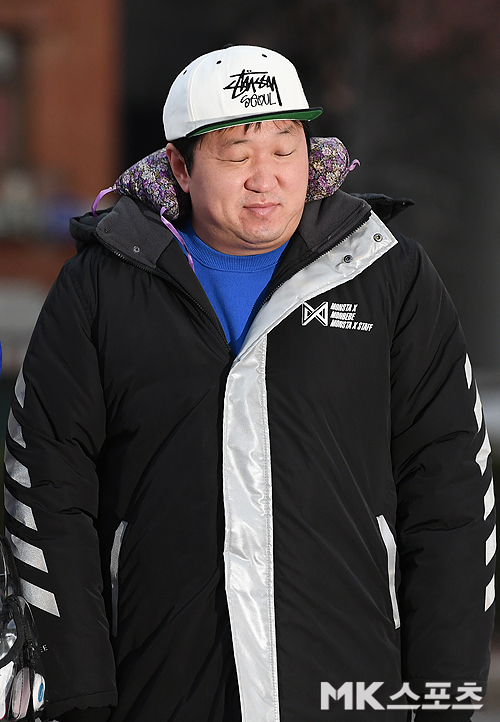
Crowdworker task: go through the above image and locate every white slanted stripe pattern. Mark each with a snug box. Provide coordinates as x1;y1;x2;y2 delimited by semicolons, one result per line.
4;487;37;530
5;370;62;620
14;367;26;408
476;431;491;476
8;532;48;573
463;356;496;610
464;354;473;389
4;448;31;487
7;410;26;448
20;579;60;617
484;479;495;521
485;575;495;612
473;385;483;432
486;526;497;567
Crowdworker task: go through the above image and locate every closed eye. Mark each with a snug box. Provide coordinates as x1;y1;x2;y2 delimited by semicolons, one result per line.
219;155;248;163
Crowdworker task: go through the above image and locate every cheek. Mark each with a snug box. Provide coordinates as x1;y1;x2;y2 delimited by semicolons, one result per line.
286;171;309;207
209;179;244;216
282;155;310;198
191;178;241;225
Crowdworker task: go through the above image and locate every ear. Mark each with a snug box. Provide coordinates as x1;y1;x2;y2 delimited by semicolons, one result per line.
166;144;190;193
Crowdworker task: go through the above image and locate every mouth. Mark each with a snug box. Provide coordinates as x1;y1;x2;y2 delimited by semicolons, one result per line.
244;203;280;218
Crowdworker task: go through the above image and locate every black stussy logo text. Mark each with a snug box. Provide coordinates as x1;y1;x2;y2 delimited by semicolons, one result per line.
223;69;282;109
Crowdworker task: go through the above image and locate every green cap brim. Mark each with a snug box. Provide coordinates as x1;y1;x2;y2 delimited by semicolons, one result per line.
187;107;323;137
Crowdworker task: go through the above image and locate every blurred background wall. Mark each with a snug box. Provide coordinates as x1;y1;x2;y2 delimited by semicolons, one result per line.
0;0;499;714
0;0;120;373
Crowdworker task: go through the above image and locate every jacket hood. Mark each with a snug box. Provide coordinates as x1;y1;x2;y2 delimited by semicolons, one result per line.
69;137;412;268
94;137;359;221
70;137;361;257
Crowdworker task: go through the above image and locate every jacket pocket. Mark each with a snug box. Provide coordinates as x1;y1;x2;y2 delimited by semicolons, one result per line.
376;515;400;629
110;520;128;637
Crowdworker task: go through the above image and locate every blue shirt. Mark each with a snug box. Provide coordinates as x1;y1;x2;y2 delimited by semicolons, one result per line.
177;220;287;354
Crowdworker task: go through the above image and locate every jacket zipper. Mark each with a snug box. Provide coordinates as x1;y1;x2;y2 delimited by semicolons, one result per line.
97;211;370;350
260;212;371;308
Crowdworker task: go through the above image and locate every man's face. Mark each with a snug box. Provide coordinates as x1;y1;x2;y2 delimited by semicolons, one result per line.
166;120;309;255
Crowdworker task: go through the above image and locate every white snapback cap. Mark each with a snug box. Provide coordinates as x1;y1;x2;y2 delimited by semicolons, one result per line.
163;45;322;140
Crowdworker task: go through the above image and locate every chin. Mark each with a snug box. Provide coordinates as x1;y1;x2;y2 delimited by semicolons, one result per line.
243;226;286;245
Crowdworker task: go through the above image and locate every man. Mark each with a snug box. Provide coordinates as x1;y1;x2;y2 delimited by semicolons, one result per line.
3;45;495;721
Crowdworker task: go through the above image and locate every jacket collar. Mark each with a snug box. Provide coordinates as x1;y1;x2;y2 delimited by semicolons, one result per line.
79;189;371;274
70;134;364;269
69;190;374;346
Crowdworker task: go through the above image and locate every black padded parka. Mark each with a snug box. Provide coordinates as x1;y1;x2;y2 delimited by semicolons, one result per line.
3;187;495;722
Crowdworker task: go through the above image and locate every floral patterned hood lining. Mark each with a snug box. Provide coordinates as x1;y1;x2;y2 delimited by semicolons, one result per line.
94;137;359;221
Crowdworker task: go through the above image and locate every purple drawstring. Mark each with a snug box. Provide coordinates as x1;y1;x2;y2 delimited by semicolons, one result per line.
92;187;114;217
159;207;195;272
348;159;360;172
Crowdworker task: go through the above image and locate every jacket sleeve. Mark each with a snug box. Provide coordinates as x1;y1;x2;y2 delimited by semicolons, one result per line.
390;238;495;720
3;258;117;720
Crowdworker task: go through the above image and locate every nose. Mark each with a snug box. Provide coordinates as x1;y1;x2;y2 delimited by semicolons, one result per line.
244;160;278;193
